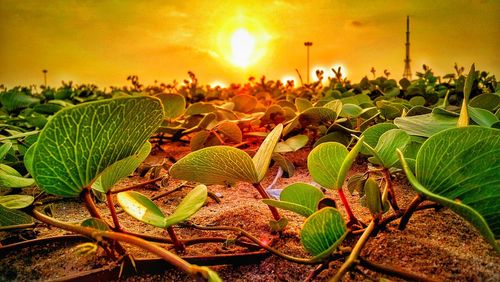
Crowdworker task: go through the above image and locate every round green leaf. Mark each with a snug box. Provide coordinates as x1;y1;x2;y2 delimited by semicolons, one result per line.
232;95;257;113
360;123;398;155
409;96;426;107
164;184;207;227
263;183;323;217
300;207;347;258
0;195;34;209
117;191;166;228
170;146;258;185
469;94;500;111
369;129;410;168
28;96;164;197
214;121;242;143
156;93;186;119
340;104;363;118
295;98;313;112
399;126;500;252
313;131;350;148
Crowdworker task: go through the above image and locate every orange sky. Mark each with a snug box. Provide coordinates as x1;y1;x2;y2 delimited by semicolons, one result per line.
0;0;499;88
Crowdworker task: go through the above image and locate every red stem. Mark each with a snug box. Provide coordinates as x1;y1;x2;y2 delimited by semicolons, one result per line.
106;192;122;231
382;169;399;211
167;226;185;252
337;188;358;224
253;183;281;221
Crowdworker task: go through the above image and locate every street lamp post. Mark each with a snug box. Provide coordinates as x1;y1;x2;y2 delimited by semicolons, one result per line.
42;69;48;88
304;41;313;84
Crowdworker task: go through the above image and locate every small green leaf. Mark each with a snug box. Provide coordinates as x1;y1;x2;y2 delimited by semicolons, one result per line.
360;123;398;155
313;132;350;148
185;102;217;115
0;164;35;188
156;93;186;119
274;134;308;153
232;95;257;113
117;191;166;228
92;141;151;193
262;183;324;217
170;146;258;185
215;121;242;143
398;126;500;252
164;184;207;227
271;153;295;177
340;104;363;118
0;143;12;160
269;217;289;232
81;218;110;231
364;178;383;216
468;106;498;127
295;98;313;112
300;207;347;258
190;131;211;151
0;195;34;209
369;129;410;168
252;124;283;182
0;205;32;226
469;94;500;111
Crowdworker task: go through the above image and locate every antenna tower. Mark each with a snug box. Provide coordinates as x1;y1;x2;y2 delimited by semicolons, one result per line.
403;16;412;80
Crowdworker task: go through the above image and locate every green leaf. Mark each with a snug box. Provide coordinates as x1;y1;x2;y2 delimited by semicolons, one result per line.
469;94;500;111
185;102;217;115
271;153;295;177
0;142;12;160
0;91;40;112
81;218;111;231
300;207;347;258
262;183;324;217
360;123;398;155
190;130;211;151
364;178;383;216
164;184;207;227
252;124;283;182
0;195;34;209
394;112;457;137
398;126;500;252
409;96;426;107
214;121;242;143
269;217;289;232
458;64;475;127
340;104;363;118
117;191;167;228
232;95;257;113
274;134;308;153
170;146;258;185
313;131;350;148
28;96;163;197
295;98;313;112
0;164;35;188
369;129;410;168
0;205;32;226
92;141;152;193
156;93;186;119
307;136;364;190
468;106;498;127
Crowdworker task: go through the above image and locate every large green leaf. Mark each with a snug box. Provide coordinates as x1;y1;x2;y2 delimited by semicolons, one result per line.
469;106;498;127
92;141;152;193
117;191;167;228
307;137;364;190
156;93;186;119
398;126;500;252
170;146;258;185
262;183;324;217
0;205;32;226
164;184;207;227
28;96;164;197
368;129;410;168
0;195;34;209
300;207;347;258
0;164;35;188
252;124;283;182
394;112;457;137
360;123;398;155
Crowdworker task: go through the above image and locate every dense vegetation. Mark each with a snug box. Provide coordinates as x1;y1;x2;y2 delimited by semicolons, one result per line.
0;64;498;281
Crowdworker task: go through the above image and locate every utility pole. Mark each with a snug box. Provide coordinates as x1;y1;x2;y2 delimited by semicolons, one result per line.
403;16;412;80
304;41;313;83
42;69;48;87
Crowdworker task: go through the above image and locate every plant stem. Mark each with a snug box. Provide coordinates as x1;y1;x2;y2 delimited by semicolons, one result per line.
167;226;185;252
330;219;377;282
337;188;358;225
151;181;190;201
82;188;103;219
382;169;399;211
189;224;323;264
0;223;36;231
398;194;424;230
358;257;438;282
28;208;214;281
106;192;122;231
110;176;163;194
252;183;281;221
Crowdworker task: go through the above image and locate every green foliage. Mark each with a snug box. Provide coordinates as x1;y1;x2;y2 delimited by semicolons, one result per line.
300;207;347;258
359;123;398;154
398;126;500;252
81;218;111;231
0;205;33;226
365;129;411;168
458;64;476;127
274;134;308;153
262;183;324;217
0;195;34;209
171;124;283;185
307;136;364;190
27;96;164;197
0;163;34;188
156;93;186;119
117;184;207;228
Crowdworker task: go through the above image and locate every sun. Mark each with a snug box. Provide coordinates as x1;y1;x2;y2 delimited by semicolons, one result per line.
230;28;256;68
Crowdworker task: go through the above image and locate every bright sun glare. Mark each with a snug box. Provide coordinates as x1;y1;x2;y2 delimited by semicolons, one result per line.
230;28;256;68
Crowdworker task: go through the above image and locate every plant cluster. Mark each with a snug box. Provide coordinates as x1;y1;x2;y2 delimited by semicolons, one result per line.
0;64;498;281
